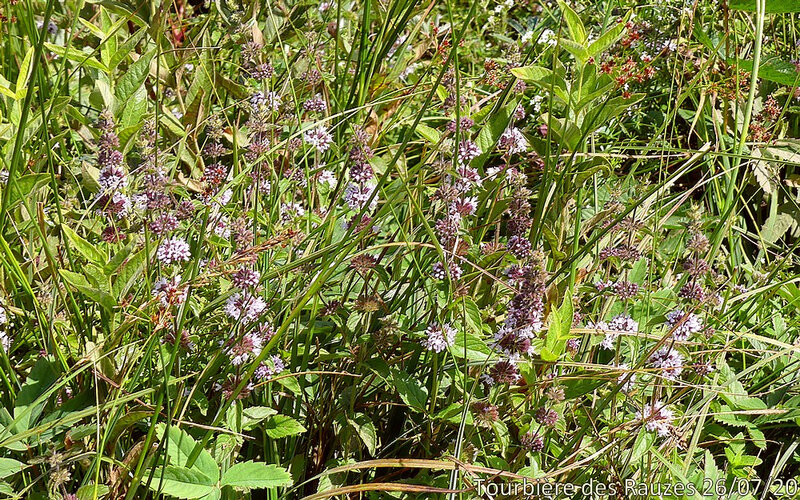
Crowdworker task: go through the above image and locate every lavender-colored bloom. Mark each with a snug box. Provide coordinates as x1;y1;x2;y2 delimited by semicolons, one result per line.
226;332;264;366
150;213;179;236
593;313;638;349
535;407;558;426
431;261;462;281
303;94;327;112
98;165;128;190
0;330;9;352
616;363;636;391
649;346;684;380
303;125;333;152
499;126;528;154
250;91;281;112
457;140;481;165
318;169;337;188
233;268;261;289
422;323;456;352
343;182;378;211
665;309;703;341
152;276;187;307
224;292;267;324
636;402;674;437
157;237;191;265
255;354;286;379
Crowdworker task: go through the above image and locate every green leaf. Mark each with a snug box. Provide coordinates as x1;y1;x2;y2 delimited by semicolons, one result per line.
559;38;589;65
116;49;154;104
0;458;25;479
510;65;552;83
44;43;110;73
542;297;573;361
730;0;800;13
415;124;441;143
558;1;587;44
220;461;292;490
60;269;117;311
735;57;800;86
61;224;105;265
473;100;517;169
588;18;627;58
110;29;147;71
15;47;34;100
147;466;216;499
347;413;377;456
264;415;306;439
121;84;147;129
449;330;493;361
157;425;219;481
14;356;59;433
241;406;277;431
391;370;428;412
76;483;111;500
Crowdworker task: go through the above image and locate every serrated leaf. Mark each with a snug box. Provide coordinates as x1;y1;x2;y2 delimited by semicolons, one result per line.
220;461;292;490
415;124;440;143
157;425;219;481
264;415;306;439
147;466;216;499
61;224;105;265
391;370;428;412
241;406;277;431
116;49;154;104
347;413;377;456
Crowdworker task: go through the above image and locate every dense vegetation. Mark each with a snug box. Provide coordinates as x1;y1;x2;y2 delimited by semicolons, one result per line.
0;0;800;498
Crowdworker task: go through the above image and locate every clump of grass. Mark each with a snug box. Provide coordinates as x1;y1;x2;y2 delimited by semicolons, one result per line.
0;0;799;499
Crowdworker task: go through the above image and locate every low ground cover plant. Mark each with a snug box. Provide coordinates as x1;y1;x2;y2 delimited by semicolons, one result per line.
0;0;799;498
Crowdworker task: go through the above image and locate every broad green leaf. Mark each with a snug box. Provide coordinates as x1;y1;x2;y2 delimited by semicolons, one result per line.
473;100;518;169
347;413;377;456
61;224;105;265
415;124;441;143
220;461;292;490
147;466;216;499
44;43;110;73
76;483;110;500
558;1;587;44
730;0;800;13
735;57;800;86
264;415;306;439
241;406;277;431
157;425;219;481
110;29;147;70
116;49;154;104
60;269;117;311
121;84;147;129
558;38;589;64
588;18;627;58
0;458;25;479
449;330;493;361
13;357;59;434
542;296;574;361
391;370;428;412
510;65;552;83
